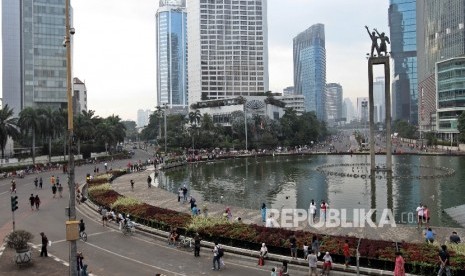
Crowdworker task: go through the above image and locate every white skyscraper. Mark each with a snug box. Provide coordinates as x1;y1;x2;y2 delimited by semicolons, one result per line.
373;77;385;123
187;0;269;105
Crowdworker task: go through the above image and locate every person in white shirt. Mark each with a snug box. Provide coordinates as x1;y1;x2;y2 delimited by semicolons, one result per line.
265;215;275;228
322;252;332;276
309;199;317;223
416;203;424;228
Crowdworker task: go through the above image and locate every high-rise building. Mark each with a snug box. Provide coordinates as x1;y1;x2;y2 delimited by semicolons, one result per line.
187;0;269;105
137;109;151;128
373;77;386;123
73;78;87;115
436;57;465;142
293;24;326;121
277;94;305;116
2;0;70;115
417;0;465;132
343;98;355;123
357;97;369;123
389;0;418;125
283;86;295;96
156;0;188;111
325;83;343;125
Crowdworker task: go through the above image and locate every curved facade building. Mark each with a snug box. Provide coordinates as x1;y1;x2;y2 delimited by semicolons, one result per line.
417;0;465;132
293;24;326;121
156;0;188;110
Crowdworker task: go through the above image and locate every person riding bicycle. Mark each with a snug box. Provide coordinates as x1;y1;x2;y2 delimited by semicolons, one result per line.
79;219;86;235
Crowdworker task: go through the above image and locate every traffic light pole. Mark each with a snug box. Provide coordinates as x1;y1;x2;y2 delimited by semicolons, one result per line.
11;209;15;231
11;195;18;231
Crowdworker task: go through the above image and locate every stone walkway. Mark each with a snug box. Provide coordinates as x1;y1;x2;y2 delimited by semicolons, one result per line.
111;167;465;245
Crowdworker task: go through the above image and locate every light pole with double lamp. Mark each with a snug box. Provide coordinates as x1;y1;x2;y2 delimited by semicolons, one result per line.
163;103;168;153
64;0;78;275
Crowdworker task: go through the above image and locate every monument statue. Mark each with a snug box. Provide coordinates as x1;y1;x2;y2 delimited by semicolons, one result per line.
365;26;390;57
365;26;379;57
374;28;390;56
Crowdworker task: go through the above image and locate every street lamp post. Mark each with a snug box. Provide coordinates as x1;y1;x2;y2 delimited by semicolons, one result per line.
244;104;248;151
163;103;167;153
65;0;77;275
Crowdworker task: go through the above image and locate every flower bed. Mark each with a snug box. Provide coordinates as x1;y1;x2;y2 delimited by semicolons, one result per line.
87;172;465;275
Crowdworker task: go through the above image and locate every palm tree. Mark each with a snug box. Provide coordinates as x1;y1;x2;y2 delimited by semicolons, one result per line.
0;105;20;159
74;110;98;155
18;107;41;165
38;107;63;162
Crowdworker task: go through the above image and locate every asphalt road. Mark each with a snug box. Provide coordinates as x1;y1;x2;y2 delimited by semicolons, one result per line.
0;149;357;276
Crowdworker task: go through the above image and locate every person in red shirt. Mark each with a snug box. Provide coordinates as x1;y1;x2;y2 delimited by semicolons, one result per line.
343;239;350;268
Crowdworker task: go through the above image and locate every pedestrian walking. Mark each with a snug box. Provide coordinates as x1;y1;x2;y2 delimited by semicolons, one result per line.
311;235;320;259
303;242;309;260
50;175;56;186
34;177;38;189
77;251;84;275
212;242;221;271
182;185;188;202
394;251;405;276
147;175;152;188
10;179;16;194
320;200;328;222
29;194;35;211
101;206;108;226
261;203;266;222
56;176;60;186
177;188;182;202
416;203;424;228
52;184;57;198
423;205;430;228
35;195;41;210
40;232;48;257
130;179;134;191
57;183;63;198
258;243;268;266
39;177;43;189
289;233;297;260
438;245;451;276
309;199;317;223
343;239;350;268
307;250;318;276
322;252;333;276
194;233;201;257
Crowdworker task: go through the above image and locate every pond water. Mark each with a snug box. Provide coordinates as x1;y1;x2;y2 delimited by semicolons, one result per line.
156;154;465;227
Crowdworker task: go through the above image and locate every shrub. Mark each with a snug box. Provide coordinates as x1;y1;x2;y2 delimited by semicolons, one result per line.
5;230;34;250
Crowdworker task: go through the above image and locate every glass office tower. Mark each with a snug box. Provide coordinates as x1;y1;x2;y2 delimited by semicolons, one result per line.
156;0;188;110
389;0;418;125
2;0;69;115
325;83;343;125
293;24;326;121
417;0;465;132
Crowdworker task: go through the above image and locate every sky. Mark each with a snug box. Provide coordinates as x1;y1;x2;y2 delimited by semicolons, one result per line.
1;0;390;121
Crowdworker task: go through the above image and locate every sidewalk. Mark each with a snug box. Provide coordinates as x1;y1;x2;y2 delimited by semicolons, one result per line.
0;244;68;276
111;167;465;244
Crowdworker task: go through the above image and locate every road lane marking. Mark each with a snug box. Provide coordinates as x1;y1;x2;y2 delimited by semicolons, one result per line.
83;241;185;275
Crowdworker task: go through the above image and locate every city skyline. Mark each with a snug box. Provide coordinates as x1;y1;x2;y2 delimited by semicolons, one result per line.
0;0;389;121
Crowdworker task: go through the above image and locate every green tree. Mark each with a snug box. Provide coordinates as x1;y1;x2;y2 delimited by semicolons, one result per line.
38;107;63;162
122;120;138;142
0;105;20;159
392;119;417;139
18;107;41;164
457;112;465;142
74;110;98;155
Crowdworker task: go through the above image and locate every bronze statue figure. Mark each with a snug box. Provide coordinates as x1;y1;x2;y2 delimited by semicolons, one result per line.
365;25;379;57
365;26;390;57
374;28;390;56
